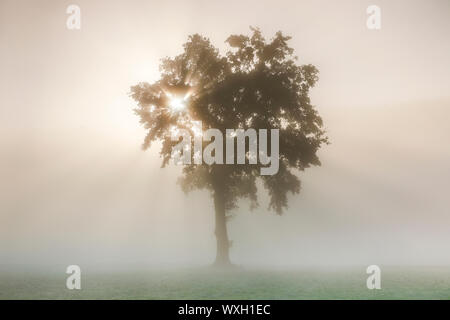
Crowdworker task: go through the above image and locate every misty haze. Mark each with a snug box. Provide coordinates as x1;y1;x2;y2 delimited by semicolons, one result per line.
1;0;449;299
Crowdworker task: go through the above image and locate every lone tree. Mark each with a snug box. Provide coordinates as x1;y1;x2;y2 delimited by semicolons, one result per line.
130;28;327;267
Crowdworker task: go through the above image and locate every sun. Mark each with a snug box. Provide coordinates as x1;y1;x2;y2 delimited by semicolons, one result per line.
169;97;186;112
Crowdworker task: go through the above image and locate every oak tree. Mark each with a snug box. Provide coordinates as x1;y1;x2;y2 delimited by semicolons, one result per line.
130;28;327;266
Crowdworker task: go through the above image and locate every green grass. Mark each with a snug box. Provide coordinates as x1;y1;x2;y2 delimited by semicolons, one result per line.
1;266;449;299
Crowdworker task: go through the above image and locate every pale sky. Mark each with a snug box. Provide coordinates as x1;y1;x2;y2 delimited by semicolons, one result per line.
1;0;449;269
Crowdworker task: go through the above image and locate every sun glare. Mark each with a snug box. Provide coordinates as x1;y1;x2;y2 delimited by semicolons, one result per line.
166;90;193;113
169;97;186;112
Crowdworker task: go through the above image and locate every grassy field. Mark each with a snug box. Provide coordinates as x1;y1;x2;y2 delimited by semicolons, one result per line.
0;266;449;299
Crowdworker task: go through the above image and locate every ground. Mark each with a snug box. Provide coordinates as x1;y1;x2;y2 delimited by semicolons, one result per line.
0;266;449;299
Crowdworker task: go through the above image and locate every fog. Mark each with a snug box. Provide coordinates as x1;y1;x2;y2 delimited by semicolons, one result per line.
1;0;449;270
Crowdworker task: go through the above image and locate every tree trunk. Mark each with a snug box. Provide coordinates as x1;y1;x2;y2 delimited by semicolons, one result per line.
213;190;231;267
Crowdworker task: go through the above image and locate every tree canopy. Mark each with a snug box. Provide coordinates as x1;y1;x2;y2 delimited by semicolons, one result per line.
130;28;327;215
